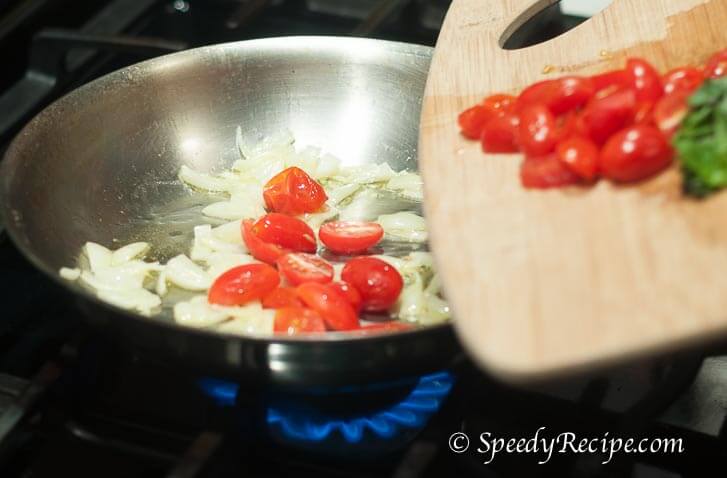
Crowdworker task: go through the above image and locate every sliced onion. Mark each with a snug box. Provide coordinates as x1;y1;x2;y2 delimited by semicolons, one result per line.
174;295;228;327
215;312;274;336
425;272;442;296
338;189;380;221
212;220;245;246
377;211;428;243
316;153;341;179
191;225;214;261
205;252;257;279
387;172;424;200
81;261;160;291
332;262;344;282
96;288;161;316
286;145;321;176
202;189;265;220
173;295;274;333
165;254;212;291
337;163;396;184
423;295;451;324
393;273;426;321
111;242;149;265
298;207;339;235
179;165;229;192
156;270;168;296
326;183;361;206
238;129;294;161
60;267;81;281
84;242;112;271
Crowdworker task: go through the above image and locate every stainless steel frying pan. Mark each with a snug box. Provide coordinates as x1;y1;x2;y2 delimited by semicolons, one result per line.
0;37;460;388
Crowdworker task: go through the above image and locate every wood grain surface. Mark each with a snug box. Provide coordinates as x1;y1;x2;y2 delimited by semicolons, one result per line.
419;0;727;380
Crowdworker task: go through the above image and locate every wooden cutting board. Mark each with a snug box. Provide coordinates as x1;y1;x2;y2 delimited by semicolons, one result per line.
419;0;727;381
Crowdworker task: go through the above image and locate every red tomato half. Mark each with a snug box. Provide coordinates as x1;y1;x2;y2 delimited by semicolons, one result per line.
252;213;317;253
625;58;663;103
580;88;637;145
634;101;654;125
330;281;363;313
520;153;581;189
341;257;403;312
704;49;727;79
277;253;334;286
319;221;384;254
556;136;599;181
481;113;520;153
599;125;673;182
591;69;629;93
263;166;327;215
519;104;560;156
662;66;703;95
457;93;515;139
482;93;516;115
208;263;279;306
653;90;690;139
262;287;304;309
516;76;594;115
241;219;288;265
457;104;491;140
274;307;326;335
296;282;359;331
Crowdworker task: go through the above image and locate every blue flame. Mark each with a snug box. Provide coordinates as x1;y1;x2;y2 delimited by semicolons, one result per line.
197;377;239;407
266;371;453;443
197;371;454;446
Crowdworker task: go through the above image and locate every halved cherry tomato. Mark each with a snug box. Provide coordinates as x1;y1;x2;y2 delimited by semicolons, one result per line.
319;221;383;254
262;287;304;309
599;125;673;182
520;153;581;189
481;113;520;153
457;94;515;139
556;136;599;181
274;307;326;334
330;281;363;313
356;322;413;334
703;49;727;79
277;253;334;286
263;166;327;215
626;58;663;103
653;90;690;139
561;111;589;139
241;219;288;265
252;213;316;253
482;93;516;115
458;105;491;140
208;263;279;306
634;101;654;125
662;66;703;95
516;76;594;115
591;69;629;93
296;282;359;331
341;257;403;312
519;104;560;156
580;89;637;145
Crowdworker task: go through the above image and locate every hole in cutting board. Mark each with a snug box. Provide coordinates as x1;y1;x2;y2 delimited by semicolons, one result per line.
500;0;614;50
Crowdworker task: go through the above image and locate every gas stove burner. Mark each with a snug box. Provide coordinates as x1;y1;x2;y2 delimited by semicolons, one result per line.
267;372;454;453
197;371;454;453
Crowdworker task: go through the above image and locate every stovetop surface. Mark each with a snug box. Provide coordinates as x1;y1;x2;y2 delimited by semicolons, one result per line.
1;1;727;477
